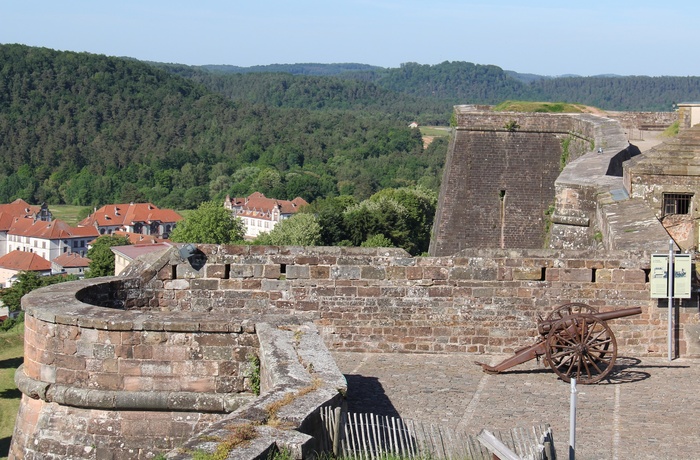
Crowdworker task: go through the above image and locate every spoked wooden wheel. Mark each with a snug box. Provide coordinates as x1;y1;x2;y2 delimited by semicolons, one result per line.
545;313;617;384
545;303;599;322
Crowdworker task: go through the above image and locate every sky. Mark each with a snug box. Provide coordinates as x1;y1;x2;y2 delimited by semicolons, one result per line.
2;0;699;77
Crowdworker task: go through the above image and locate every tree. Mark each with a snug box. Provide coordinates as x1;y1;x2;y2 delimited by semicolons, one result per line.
253;213;321;246
361;234;394;248
169;201;245;244
0;271;77;312
86;235;132;278
303;195;356;245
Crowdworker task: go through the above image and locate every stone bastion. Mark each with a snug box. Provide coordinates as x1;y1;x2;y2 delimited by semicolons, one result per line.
10;244;699;459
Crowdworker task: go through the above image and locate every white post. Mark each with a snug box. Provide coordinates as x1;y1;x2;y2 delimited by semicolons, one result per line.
569;378;577;460
668;239;674;362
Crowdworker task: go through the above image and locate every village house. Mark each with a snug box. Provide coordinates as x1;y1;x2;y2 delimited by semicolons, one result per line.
0;199;53;257
6;217;99;260
0;250;52;287
79;203;183;239
51;252;91;277
223;192;308;239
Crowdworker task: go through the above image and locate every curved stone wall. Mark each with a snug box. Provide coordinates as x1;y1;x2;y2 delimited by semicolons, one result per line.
11;244;698;459
10;267;347;459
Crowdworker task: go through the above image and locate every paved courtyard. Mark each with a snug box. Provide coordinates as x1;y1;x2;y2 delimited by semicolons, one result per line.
332;352;700;460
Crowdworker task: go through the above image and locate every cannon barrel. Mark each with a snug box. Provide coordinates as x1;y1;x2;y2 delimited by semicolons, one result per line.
538;306;641;335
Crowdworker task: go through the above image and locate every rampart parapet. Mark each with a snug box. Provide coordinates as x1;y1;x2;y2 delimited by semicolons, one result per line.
10;244;699;459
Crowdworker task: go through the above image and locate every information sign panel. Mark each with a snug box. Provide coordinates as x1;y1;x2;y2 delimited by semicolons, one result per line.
650;254;692;299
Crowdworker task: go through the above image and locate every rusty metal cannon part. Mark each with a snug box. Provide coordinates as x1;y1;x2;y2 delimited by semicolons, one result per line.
545;302;599;321
544;313;617;384
475;303;640;384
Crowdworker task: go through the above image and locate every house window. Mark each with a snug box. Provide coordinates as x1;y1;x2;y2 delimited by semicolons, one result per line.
663;193;692;215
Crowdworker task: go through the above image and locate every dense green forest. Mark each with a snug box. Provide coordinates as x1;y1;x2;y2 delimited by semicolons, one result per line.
2;43;698;212
0;44;445;208
160;61;700;113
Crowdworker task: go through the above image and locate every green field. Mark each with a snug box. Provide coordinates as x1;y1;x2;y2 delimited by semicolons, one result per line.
419;126;452;137
0;324;24;460
49;204;90;226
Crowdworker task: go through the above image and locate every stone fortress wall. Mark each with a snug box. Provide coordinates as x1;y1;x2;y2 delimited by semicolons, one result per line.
11;107;694;459
11;244;699;458
429;108;605;256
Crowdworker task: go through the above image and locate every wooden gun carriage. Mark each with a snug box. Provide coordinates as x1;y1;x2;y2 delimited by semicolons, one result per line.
476;303;642;384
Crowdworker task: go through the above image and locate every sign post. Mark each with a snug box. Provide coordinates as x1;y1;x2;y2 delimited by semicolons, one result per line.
667;240;673;362
650;242;692;362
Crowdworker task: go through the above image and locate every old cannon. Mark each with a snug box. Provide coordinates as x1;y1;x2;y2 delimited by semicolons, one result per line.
476;303;642;384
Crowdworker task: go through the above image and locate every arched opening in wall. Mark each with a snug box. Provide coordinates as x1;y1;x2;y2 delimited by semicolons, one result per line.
499;189;506;249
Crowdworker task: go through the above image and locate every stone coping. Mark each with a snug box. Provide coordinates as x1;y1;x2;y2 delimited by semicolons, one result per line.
14;365;254;413
166;323;348;459
21;276;304;332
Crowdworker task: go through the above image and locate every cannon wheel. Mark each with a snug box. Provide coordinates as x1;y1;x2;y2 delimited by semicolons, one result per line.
546;302;599;322
545;313;617;384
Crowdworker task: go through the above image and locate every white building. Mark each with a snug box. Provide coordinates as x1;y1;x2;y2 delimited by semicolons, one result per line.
224;192;308;239
79;203;182;238
6;217;98;260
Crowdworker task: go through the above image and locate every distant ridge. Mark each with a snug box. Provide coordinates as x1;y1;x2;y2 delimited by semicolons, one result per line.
201;63;383;76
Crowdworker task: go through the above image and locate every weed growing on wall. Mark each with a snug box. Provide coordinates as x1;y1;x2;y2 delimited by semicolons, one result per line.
191;423;258;460
560;137;571;170
504;119;520;132
246;354;261;396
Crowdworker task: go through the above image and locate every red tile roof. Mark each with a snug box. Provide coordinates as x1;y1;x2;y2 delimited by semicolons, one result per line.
8;217;99;239
52;252;91;268
0;250;51;271
112;231;169;245
79;203;182;228
226;192;308;216
111;243;172;261
0;199;42;231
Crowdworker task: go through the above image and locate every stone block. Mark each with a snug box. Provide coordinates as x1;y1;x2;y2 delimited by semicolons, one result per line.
190;279;219;290
360;266;385;280
513;267;544;280
164;279;190;290
286;265;310;279
229;265;254;278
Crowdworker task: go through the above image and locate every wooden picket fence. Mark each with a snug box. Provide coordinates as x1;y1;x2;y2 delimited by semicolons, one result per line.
318;406;555;460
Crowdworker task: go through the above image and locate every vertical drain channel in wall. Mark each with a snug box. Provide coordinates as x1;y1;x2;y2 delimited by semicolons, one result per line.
499;189;506;249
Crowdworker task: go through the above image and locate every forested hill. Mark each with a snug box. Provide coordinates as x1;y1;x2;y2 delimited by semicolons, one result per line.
0;44;444;208
162;61;700;113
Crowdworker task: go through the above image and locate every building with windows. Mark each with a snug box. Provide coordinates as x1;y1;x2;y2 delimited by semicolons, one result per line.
51;252;91;277
0;199;53;257
79;203;182;239
224;192;308;239
624;122;700;251
6;217;98;260
0;250;52;287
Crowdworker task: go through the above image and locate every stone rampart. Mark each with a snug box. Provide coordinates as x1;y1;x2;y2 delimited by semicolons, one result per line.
607;111;677;131
10;253;347;460
136;245;697;358
430;108;599;256
11;244;699;459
